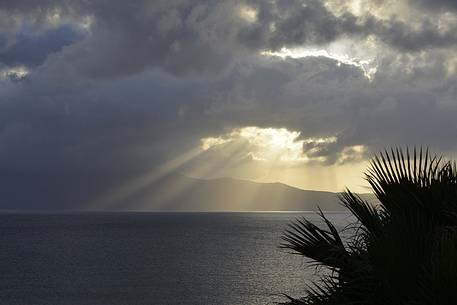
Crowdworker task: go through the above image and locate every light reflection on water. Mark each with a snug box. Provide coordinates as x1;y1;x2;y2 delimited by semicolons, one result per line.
0;212;354;305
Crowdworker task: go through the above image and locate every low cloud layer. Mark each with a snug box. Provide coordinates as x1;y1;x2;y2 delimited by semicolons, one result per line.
0;0;456;208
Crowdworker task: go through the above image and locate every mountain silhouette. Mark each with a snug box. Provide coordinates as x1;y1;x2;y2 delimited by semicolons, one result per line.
113;173;375;211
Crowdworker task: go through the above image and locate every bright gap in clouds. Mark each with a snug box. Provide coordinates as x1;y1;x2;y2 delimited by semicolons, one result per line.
238;4;258;23
202;126;337;163
201;126;363;165
199;126;369;192
261;47;378;80
0;66;29;80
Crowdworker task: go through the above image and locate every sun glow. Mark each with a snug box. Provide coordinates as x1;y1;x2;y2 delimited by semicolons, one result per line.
201;126;340;164
238;5;258;23
197;126;370;193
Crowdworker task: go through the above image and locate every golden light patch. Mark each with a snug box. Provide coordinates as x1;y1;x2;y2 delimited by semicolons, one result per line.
237;127;305;162
201;137;231;150
200;126;341;164
238;5;258;23
197;126;369;193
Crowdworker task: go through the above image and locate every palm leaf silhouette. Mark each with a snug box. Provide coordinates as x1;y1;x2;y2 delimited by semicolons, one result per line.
281;147;457;305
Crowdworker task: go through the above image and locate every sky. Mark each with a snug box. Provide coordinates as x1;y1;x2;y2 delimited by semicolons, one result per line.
1;0;457;209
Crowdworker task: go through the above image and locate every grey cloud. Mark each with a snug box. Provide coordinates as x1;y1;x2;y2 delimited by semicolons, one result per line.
0;24;85;67
2;0;457;80
413;0;457;11
242;0;457;52
0;53;456;208
67;0;457;77
0;71;210;209
197;55;457;157
241;0;364;49
0;0;456;209
36;0;246;79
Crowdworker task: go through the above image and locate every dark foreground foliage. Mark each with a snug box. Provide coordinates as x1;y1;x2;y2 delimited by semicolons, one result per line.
281;148;457;305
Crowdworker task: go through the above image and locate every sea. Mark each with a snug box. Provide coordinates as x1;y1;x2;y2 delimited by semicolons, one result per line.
0;212;353;305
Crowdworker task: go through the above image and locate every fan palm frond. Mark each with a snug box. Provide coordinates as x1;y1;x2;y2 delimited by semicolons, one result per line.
280;147;457;305
281;208;352;270
339;190;384;241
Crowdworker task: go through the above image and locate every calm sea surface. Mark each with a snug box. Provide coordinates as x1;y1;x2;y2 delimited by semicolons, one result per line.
0;212;353;305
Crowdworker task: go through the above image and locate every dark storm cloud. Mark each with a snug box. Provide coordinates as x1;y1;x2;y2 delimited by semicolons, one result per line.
0;25;86;67
201;56;457;152
413;0;457;11
46;0;457;77
0;0;456;209
0;72;210;209
2;0;457;79
35;0;245;78
241;0;457;52
1;54;456;209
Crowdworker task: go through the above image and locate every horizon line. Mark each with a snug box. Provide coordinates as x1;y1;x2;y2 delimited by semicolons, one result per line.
0;209;350;214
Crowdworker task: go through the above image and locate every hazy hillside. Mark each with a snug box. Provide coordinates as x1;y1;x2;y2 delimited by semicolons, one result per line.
116;174;376;211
